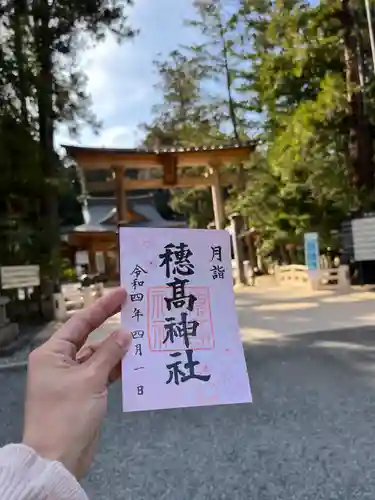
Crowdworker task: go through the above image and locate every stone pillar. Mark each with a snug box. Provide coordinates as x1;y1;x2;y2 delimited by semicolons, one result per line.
209;164;225;230
337;265;351;293
0;296;19;346
113;165;128;224
0;297;9;326
230;214;247;285
52;292;67;321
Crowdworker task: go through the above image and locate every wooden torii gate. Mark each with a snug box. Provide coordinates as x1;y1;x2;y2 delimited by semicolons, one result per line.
63;142;256;230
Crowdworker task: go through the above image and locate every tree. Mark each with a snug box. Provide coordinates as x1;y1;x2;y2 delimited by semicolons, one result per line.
142;49;224;148
186;0;248;143
140;0;375;249
0;116;41;266
226;0;375;258
235;0;375;196
0;0;137;292
58;164;84;228
141;51;226;228
32;0;136;288
339;0;375;190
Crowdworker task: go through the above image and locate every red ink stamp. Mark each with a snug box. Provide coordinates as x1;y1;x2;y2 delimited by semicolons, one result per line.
147;286;214;351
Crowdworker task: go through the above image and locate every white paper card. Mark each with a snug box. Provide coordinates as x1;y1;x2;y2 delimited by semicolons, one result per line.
120;227;252;412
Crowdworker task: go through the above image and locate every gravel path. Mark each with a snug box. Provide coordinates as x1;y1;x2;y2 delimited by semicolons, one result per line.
2;326;375;499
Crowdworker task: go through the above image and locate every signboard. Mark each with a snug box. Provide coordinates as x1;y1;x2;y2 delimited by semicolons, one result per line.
304;232;320;270
1;265;40;290
352;217;375;261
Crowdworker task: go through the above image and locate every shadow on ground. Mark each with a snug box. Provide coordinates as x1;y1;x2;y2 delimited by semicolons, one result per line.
236;287;375;336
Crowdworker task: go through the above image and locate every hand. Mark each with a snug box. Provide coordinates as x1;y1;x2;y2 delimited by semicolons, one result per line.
22;287;131;479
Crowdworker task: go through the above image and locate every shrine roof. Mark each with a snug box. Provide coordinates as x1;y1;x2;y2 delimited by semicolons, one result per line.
61;194;186;234
63;141;256;157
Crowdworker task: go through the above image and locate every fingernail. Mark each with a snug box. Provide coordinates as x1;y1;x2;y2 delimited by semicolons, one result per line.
76;347;91;363
113;288;127;313
114;330;132;350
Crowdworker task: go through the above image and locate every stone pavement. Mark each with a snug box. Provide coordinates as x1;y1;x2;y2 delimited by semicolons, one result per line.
3;282;375;368
3;324;375;498
80;284;375;499
3;284;375;498
87;283;375;345
236;284;375;340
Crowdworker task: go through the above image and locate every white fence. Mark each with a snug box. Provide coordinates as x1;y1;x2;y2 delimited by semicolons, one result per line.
274;265;309;286
275;265;351;292
311;266;351;293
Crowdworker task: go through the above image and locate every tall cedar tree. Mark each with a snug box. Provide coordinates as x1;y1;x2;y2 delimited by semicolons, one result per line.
0;0;136;291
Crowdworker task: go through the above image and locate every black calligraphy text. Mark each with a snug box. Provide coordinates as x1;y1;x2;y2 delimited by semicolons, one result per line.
211;245;223;262
166;350;211;385
131;330;145;340
163;312;199;348
210;264;225;280
158;240;211;385
159;243;195;278
132;308;143;322
164;277;197;312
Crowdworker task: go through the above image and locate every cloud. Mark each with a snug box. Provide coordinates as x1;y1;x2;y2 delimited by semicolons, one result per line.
90;125;143;148
57;0;199;150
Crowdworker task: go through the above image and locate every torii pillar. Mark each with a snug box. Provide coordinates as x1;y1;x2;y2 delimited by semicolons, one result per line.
209;164;226;229
112;165;128;223
230;213;247;285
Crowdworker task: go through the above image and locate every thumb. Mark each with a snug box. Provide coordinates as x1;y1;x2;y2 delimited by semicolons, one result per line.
89;330;132;381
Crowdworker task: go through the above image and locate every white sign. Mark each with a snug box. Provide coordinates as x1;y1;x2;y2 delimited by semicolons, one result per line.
1;266;40;290
120;227;252;413
352;217;375;261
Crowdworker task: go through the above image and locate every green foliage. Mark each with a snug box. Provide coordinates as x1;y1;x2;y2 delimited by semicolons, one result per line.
170;188;214;229
143;0;375;253
141;49;226;149
227;0;367;253
141;1;249;228
58;164;84;227
60;259;77;283
0;0;136;278
140;48;228;228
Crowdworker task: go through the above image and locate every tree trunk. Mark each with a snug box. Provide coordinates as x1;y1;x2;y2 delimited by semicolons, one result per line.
341;0;374;192
217;8;241;144
245;233;257;269
33;0;61;297
280;244;290;265
12;0;29;127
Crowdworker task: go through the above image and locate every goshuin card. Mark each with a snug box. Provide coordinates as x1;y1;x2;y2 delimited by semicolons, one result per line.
120;227;252;412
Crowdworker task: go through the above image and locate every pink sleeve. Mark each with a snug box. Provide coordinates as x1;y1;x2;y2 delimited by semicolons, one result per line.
0;443;89;500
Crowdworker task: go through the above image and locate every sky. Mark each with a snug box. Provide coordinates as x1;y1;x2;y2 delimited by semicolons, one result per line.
58;0;201;150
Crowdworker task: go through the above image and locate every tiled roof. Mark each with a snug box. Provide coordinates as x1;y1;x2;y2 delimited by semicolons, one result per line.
62;141;256;156
149;141;256;154
67;194;187;233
